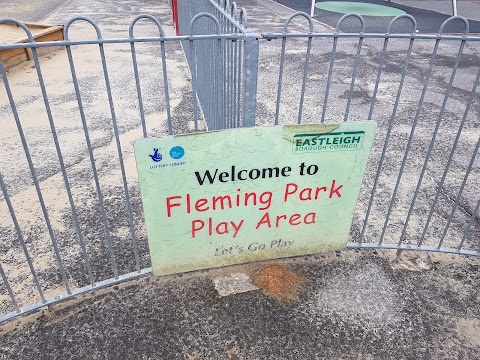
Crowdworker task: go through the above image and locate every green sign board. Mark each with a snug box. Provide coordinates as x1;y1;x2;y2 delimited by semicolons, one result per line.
134;122;376;275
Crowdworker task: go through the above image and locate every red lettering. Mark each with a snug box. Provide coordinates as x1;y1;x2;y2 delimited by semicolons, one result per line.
191;219;204;238
304;212;316;224
256;212;271;229
195;198;209;212
275;214;287;227
166;195;182;217
284;183;298;202
289;213;301;226
315;186;327;199
244;192;257;206
299;187;312;201
329;180;343;198
216;222;228;235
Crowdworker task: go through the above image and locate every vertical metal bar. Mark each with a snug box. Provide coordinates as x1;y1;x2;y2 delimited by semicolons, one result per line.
243;34;259;127
0;174;45;302
30;45;95;286
222;20;227;129
236;38;243;127
298;35;312;124
211;22;215;128
0;261;20;312
457;199;479;251
226;18;229;129
130;41;148;138
128;15;169;136
437;137;479;248
399;38;466;247
206;22;211;128
274;35;287;125
226;22;230;128
321;37;338;123
160;40;173;135
229;35;234;128
232;38;238;128
368;38;389;120
226;28;231;128
344;36;363;122
418;66;480;246
209;36;214;129
452;0;458;16
189;13;222;131
0;58;71;293
360;38;439;244
231;40;235;130
65;43;118;278
98;41;140;274
216;36;222;129
368;14;416;120
374;37;415;245
230;24;235;129
189;38;199;131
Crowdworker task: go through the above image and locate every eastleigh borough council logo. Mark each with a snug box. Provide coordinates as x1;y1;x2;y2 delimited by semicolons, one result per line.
293;131;365;153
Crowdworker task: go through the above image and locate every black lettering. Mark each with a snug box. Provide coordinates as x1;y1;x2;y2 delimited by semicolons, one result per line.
195;169;218;185
219;172;230;182
261;167;280;178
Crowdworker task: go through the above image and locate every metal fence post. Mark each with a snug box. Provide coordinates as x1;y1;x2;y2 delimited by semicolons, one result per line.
242;34;259;127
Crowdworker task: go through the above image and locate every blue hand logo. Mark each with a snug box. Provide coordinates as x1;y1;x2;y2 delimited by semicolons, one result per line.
149;148;162;162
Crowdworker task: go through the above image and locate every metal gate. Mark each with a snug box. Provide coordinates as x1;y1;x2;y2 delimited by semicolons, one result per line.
0;0;479;323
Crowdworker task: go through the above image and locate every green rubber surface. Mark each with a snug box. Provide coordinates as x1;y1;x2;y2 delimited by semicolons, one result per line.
315;1;406;16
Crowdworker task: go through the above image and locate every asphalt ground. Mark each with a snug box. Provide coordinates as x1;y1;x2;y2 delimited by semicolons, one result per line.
275;0;480;33
0;0;71;22
1;250;480;359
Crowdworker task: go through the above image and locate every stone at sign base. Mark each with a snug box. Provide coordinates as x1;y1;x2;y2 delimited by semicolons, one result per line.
390;251;434;272
213;273;259;297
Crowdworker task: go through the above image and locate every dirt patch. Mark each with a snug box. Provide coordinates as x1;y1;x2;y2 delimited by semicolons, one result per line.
253;263;308;304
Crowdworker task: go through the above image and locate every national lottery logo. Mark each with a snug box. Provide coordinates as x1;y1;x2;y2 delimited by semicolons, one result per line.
169;146;185;160
149;148;162;162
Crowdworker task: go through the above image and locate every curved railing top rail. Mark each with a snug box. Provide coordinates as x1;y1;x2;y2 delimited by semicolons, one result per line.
0;14;477;48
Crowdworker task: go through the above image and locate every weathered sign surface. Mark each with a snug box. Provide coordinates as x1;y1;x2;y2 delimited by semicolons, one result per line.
134;122;376;275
